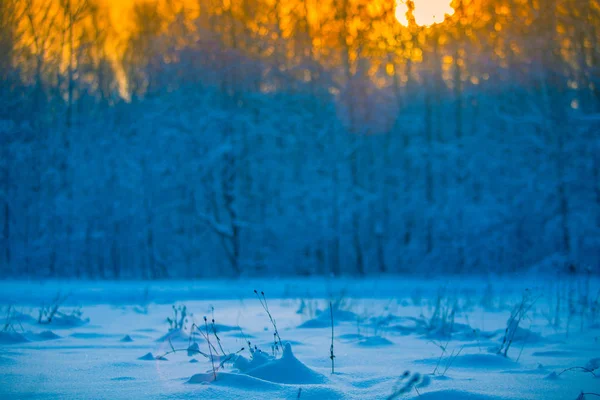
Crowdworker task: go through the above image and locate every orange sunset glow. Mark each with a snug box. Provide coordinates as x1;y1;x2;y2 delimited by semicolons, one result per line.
5;0;597;100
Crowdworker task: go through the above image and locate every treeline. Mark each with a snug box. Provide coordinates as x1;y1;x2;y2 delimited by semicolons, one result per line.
0;0;599;278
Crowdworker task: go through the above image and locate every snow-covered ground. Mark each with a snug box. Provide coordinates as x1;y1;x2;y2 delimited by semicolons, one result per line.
1;277;599;399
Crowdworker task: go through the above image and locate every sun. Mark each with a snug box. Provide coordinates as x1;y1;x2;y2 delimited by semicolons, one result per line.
395;0;455;27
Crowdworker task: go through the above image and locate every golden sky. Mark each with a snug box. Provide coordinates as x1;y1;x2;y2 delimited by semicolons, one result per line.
103;0;456;29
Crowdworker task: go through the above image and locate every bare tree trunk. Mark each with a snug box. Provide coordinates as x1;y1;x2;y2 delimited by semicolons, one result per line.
377;129;389;274
331;147;340;276
557;128;570;254
540;0;570;256
223;123;241;276
339;0;363;275
3;198;9;272
350;147;364;275
24;216;31;276
112;222;120;279
424;81;434;255
66;0;74;129
2;134;10;272
453;2;466;271
146;215;155;279
595;156;600;228
81;222;90;278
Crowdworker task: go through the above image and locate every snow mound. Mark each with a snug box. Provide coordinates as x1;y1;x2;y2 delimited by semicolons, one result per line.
234;350;272;372
297;318;331;329
187;342;201;356
70;332;115;339
26;330;61;341
328;308;358;322
338;333;364;341
134;328;159;333
212;323;238;332
138;352;167;361
532;350;577;357
227;332;256;339
187;371;280;390
416;354;519;370
186;342;211;358
0;331;29;344
138;352;156;361
298;308;357;329
48;313;89;328
356;336;393;347
210;353;239;364
502;364;548;375
155;328;196;343
132;306;148;315
1;311;36;324
382;316;488;340
545;372;559;380
452;327;498;342
384;316;423;334
493;327;545;344
409;390;515;400
244;343;326;384
585;358;600;371
425;322;478;340
120;335;134;342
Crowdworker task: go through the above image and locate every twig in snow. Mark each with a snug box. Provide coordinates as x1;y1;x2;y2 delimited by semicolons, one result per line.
216;347;245;370
204;316;217;381
38;292;70;324
386;371;423;400
156;345;209;360
254;290;282;351
497;290;540;358
557;366;598;378
192;321;219;355
210;308;226;356
576;392;600;399
330;301;335;374
2;305;23;333
516;323;531;362
441;345;464;376
430;340;448;375
237;325;254;357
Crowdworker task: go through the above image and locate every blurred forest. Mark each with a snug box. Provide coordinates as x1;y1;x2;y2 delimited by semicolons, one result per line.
0;0;599;278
